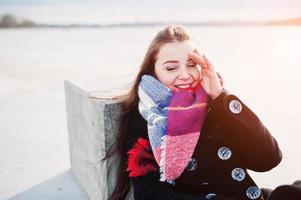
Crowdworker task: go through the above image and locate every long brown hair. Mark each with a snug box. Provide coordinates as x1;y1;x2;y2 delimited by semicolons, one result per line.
103;25;192;200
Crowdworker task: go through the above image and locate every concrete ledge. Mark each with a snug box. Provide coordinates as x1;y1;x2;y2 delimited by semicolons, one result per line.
64;81;133;200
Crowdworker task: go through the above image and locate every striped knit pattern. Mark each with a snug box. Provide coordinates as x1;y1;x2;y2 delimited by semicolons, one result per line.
138;75;208;182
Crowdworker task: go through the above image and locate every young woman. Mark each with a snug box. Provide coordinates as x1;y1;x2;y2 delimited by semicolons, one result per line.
104;25;300;200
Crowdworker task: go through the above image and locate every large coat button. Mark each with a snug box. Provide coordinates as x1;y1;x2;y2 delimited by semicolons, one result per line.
217;147;232;160
246;186;262;199
231;168;246;181
200;182;209;186
229;99;242;114
205;193;216;199
186;158;198;171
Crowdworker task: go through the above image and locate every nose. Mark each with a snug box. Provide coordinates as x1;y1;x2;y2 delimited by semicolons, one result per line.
178;67;191;81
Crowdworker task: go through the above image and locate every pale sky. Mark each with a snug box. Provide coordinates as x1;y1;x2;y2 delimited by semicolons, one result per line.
0;0;300;24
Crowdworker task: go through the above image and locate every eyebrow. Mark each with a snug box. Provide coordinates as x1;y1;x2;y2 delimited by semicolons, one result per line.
163;59;195;65
162;60;179;65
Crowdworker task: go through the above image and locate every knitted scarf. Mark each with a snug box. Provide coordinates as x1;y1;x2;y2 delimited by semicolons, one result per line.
138;75;208;182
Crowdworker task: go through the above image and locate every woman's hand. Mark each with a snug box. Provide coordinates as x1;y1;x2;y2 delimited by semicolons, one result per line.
188;51;223;99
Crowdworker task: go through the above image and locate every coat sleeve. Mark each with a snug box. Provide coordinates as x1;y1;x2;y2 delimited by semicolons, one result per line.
207;89;282;172
130;171;205;200
125;109;235;200
130;171;237;200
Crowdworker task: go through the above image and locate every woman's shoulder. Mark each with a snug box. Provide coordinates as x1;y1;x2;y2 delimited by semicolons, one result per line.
125;106;159;177
128;106;146;125
125;106;149;151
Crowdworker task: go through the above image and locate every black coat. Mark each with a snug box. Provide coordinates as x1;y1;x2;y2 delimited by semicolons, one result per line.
125;90;283;200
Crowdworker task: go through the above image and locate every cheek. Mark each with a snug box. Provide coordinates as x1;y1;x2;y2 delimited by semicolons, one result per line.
156;74;176;89
155;70;169;82
191;68;201;80
160;75;175;87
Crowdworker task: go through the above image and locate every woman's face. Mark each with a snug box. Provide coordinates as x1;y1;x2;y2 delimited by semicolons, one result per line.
154;40;201;91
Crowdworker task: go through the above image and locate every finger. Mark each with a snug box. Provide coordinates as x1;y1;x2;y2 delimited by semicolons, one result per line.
194;49;203;56
203;54;214;67
188;52;207;66
194;52;213;68
189;51;212;70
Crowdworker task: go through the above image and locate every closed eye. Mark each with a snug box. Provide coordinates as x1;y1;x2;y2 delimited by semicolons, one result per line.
186;60;197;67
187;59;197;67
187;64;197;67
166;66;177;71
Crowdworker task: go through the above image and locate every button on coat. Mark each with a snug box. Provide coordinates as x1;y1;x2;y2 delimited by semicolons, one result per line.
217;147;232;160
229;99;242;114
231;168;246;182
246;186;262;199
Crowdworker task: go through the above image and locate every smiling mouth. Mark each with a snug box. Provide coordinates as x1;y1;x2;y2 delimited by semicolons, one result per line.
175;84;192;89
174;81;201;91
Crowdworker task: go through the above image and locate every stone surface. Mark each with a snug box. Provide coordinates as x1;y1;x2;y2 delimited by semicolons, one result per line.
64;80;133;200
